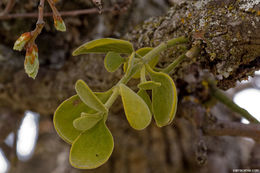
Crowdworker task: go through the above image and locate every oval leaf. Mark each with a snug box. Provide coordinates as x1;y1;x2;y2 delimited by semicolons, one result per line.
53;90;112;144
119;84;152;130
104;52;125;72
137;89;152;112
53;95;90;144
138;81;161;90
146;65;178;127
72;38;134;56
75;80;107;113
73;112;103;131
70;121;114;169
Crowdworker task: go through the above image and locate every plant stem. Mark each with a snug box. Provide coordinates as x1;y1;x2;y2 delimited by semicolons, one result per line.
208;80;259;123
47;0;60;18
161;44;200;74
105;87;119;109
142;36;188;64
26;0;45;46
104;37;189;117
140;66;146;83
162;54;186;74
104;53;140;112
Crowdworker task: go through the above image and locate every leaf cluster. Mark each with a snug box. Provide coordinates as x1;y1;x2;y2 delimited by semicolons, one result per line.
54;38;183;169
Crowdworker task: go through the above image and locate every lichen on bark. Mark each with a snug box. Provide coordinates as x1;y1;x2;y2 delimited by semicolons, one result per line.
127;0;260;90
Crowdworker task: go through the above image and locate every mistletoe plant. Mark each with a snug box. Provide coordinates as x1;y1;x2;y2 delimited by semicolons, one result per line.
53;37;190;169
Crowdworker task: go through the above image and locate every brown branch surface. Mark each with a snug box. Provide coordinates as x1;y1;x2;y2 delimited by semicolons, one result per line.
0;1;131;20
204;120;260;141
0;0;15;16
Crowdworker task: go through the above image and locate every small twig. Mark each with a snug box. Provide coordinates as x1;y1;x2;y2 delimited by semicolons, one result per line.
0;2;128;20
0;0;15;16
47;0;60;18
208;79;259;123
204;120;260;141
27;0;45;46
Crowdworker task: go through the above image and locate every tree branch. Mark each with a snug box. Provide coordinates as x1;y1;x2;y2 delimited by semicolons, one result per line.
0;0;15;16
204;120;260;141
0;1;131;20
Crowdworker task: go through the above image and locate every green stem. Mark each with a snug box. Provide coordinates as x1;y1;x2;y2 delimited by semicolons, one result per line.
104;37;189;120
105;87;119;109
140;66;146;83
208;81;259;123
162;54;186;74
104;55;142;113
104;87;120;121
142;36;188;63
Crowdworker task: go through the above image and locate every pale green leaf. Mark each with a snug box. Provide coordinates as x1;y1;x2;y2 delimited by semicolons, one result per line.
53;95;90;144
104;52;125;72
119;84;152;130
70;121;114;169
53;90;112;144
138;81;161;90
75;80;107;113
146;65;178;127
73;38;134;56
73;112;103;131
137;89;152;112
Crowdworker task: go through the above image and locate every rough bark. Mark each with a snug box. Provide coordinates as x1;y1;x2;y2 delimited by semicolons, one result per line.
0;0;260;172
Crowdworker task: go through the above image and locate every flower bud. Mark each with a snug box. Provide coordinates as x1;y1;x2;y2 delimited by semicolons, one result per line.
13;32;31;51
54;16;66;32
24;44;39;79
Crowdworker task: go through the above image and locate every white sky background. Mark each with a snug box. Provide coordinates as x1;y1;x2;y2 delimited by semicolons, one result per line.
0;71;259;173
0;111;39;173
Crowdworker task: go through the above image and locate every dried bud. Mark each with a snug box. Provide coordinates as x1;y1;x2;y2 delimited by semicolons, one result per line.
54;16;66;32
24;44;39;79
13;32;31;51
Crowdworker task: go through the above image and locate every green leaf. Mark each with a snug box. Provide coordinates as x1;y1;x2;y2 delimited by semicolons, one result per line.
53;90;112;144
138;81;161;90
73;112;103;131
137;89;152;112
53;95;90;144
72;38;134;56
146;65;178;127
119;84;152;130
75;80;107;113
104;52;125;72
70;120;114;169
